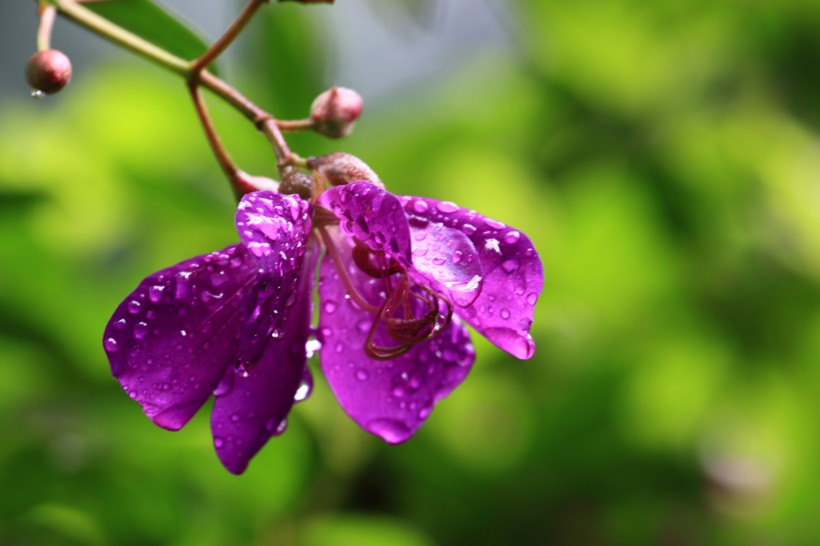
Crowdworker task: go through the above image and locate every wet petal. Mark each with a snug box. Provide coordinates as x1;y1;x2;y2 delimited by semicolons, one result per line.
317;181;412;265
235;191;313;363
210;238;319;475
407;215;483;307
318;247;475;443
236;190;312;273
401;196;543;359
103;244;256;430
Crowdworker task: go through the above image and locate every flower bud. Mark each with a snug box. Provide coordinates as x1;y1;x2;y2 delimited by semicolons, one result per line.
280;170;312;199
307;153;383;188
26;49;72;95
310;87;363;139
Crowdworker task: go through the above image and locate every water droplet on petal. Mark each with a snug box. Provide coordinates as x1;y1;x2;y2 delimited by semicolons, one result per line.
484;217;505;230
127;300;141;314
356;319;371;334
134;321;149;340
461;223;477;236
366;418;411;444
437;201;459;213
451;251;463;264
500;308;511;320
431;256;446;266
305;339;322;358
526;292;538;305
356;369;369;381
294;380;312;402
214;437;224;448
114;318;127;330
230;413;240;423
502;259;519;273
104;338;119;352
504;230;521;244
148;285;165;303
413;200;429;213
323;300;337;314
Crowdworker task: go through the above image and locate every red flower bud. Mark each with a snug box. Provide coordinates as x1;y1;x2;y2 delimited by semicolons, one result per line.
310;87;363;139
26;49;72;95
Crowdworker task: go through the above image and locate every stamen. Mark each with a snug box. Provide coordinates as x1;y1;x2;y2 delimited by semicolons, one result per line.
317;227;380;314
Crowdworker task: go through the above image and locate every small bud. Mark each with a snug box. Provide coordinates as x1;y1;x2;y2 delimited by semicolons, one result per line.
25;49;72;95
307;153;383;188
310;87;363;139
280;170;312;200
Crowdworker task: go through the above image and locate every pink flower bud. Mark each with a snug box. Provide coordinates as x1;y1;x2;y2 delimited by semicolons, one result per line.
26;49;72;95
307;153;383;188
310;87;363;139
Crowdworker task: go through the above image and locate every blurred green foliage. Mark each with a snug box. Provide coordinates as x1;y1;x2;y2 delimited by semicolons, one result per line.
1;0;820;545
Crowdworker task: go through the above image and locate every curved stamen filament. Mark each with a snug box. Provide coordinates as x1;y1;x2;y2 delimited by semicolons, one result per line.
317;226;381;315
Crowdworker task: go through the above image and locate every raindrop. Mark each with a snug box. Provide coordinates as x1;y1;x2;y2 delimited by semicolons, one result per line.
127;300;142;314
413;200;429;214
431;256;446;266
323;300;337;314
502;259;519;273
437;201;459;213
526;292;538;305
148;285;165;303
461;223;477;236
413;230;428;242
104;338;119;352
134;321;149;340
114;318;127;330
504;230;521;244
356;319;370;334
356;369;369;381
500;308;511;320
366;418;411;444
484;217;505;230
230;413;240;423
305;339;322;358
214;437;225;448
31;90;45;99
294;379;312;402
451;251;463;264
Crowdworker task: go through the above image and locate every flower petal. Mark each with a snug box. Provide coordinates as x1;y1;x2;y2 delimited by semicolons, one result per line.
318;241;475;443
103;244;257;431
210;194;316;474
401;196;543;359
407;216;483;307
317;181;412;265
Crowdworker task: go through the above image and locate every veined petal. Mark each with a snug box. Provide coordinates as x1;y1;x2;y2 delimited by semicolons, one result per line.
318;247;475;443
401;196;543;360
407;216;483;307
317;181;412;265
103;244;257;431
211;240;320;475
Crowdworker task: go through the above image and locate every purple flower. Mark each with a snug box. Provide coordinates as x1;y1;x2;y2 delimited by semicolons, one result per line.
103;181;542;474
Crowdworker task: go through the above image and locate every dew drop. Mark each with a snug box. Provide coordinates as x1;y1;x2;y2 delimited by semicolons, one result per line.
356;369;369;381
437;201;459;213
461;223;477;236
127;300;142;314
451;250;463;264
418;407;431;420
294;380;312;402
413;230;428;242
31;90;45;100
526;292;538;305
366;418;411;444
104;338;119;352
484;217;505;230
431;256;446;266
413;200;429;213
504;230;521;244
148;285;165;303
356;319;371;334
114;318;127;330
502;259;519;273
214;437;224;448
230;413;240;423
305;338;322;358
323;300;337;314
134;321;149;340
500;308;511;320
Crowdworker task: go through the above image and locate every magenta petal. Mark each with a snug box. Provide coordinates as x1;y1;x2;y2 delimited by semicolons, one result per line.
317;181;412;265
209;195;317;474
401;196;543;359
318;248;475;443
408;217;483;307
103;244;257;430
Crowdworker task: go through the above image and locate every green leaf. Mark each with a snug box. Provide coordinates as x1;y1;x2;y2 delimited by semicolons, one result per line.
85;0;216;72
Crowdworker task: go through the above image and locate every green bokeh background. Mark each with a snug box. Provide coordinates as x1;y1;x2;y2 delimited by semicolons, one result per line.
2;1;820;545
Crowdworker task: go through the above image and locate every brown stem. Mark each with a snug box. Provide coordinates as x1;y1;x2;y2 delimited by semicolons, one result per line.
189;0;268;77
36;4;57;51
277;119;316;132
188;86;239;180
